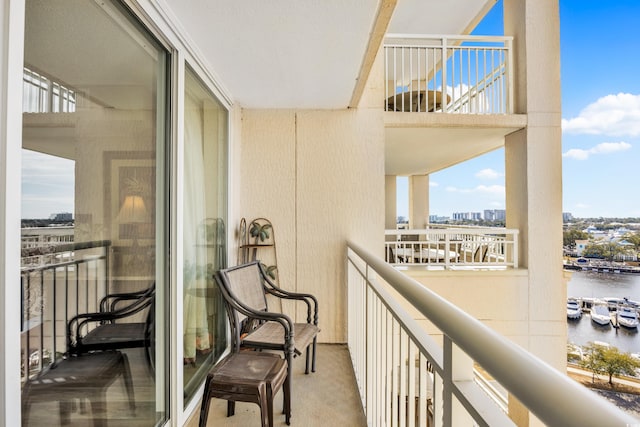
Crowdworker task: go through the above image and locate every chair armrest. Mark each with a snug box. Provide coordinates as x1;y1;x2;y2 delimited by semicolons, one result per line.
100;283;155;312
67;295;153;351
258;264;319;325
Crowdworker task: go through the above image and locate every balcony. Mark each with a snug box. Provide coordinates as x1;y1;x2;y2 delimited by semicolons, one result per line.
21;236;636;426
384;35;513;115
195;244;635;426
385;226;519;269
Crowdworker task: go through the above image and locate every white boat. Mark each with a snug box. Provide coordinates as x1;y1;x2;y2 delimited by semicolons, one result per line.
566;298;582;319
590;302;611;326
616;305;639;329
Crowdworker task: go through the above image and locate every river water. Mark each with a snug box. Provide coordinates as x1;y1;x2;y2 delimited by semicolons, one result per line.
567;270;640;354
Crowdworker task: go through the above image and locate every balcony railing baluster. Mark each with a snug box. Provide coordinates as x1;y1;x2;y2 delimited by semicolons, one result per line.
385;226;518;269
20;241;110;381
385;34;513;114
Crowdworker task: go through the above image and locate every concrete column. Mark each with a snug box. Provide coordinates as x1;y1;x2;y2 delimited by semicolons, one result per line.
504;1;563;425
385;175;397;231
408;174;429;229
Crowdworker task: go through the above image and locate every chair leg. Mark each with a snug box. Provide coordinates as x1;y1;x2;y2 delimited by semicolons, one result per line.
285;351;293;425
311;336;318;372
120;353;136;412
305;345;311;375
89;393;108;427
59;400;72;425
227;400;236;417
198;377;213;427
261;392;270;427
283;370;291;425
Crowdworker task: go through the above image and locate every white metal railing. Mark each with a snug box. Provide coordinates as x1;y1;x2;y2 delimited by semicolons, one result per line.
384;34;513;114
23;67;76;113
385;227;518;269
20;240;110;381
347;242;637;426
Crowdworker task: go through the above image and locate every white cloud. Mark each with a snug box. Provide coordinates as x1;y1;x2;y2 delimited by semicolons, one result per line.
562;93;640;136
429;181;439;187
575;203;590;209
476;185;505;195
446;185;505;195
475;168;503;180
562;141;631;160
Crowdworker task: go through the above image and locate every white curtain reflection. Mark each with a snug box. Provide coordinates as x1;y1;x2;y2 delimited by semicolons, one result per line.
183;93;210;363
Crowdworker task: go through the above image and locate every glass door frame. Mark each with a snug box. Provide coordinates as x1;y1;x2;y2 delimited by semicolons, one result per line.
0;0;234;425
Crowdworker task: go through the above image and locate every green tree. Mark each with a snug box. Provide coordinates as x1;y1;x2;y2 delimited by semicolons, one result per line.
580;343;607;382
581;342;640;386
582;244;606;259
583;242;624;261
623;233;640;252
563;229;589;247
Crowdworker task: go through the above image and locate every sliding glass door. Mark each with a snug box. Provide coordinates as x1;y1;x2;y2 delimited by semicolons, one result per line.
182;65;229;406
21;0;168;424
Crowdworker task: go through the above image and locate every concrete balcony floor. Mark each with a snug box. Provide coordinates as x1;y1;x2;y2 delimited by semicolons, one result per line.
188;344;366;427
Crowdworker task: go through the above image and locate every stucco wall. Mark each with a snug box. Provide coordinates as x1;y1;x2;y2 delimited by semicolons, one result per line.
238;108;385;343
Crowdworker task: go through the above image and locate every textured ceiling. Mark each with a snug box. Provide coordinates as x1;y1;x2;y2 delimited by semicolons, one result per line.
164;0;496;109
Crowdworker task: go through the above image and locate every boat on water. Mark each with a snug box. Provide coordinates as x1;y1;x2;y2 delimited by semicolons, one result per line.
617;305;639;329
567;298;582;319
590;302;611;326
603;296;640;310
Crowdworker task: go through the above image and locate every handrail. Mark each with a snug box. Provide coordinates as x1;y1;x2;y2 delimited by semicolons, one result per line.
347;241;637;426
21;239;111;258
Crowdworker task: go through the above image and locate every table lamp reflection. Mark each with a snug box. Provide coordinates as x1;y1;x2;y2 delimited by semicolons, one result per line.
117;195;151;266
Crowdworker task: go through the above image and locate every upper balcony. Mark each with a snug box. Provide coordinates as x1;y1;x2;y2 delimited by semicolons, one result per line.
381;34;527;183
384;34;513;115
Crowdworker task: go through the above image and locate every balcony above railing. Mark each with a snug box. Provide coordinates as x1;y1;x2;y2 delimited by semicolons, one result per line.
384;34;513;114
23;67;77;114
385;226;519;269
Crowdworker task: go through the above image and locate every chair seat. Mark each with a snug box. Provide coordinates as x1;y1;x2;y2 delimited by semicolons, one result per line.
243;322;320;355
22;351;135;427
81;322;146;349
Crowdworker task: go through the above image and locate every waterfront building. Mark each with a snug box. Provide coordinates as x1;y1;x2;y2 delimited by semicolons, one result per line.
2;1;630;426
452;211;483;221
575;239;589;257
484;209;506;221
48;212;73;221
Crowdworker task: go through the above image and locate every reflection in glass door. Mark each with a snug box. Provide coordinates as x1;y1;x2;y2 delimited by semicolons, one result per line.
21;0;168;425
182;66;229;406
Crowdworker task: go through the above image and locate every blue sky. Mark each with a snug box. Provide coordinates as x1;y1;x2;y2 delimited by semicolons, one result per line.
398;0;640;220
22;1;640;219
